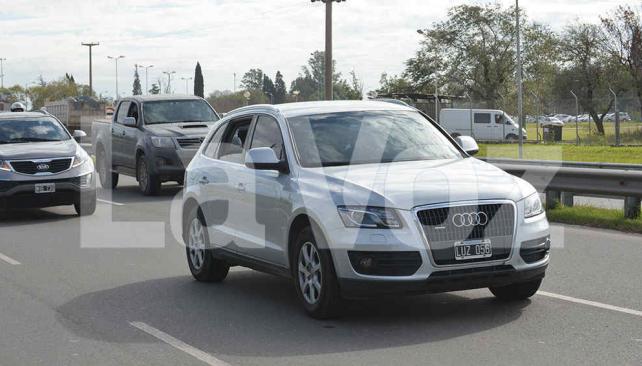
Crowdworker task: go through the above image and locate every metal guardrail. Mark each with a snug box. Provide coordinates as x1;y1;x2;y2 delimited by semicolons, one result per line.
485;158;642;218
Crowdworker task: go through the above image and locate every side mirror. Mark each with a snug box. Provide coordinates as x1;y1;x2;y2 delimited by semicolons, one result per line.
122;117;137;127
454;135;479;156
73;130;87;142
245;147;288;173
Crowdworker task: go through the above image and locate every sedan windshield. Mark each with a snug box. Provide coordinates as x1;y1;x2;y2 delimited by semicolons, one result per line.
143;100;219;125
0;118;71;144
287;110;463;167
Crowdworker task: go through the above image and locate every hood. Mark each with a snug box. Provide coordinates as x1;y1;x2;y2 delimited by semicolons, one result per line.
308;158;535;210
0;140;77;160
145;122;214;137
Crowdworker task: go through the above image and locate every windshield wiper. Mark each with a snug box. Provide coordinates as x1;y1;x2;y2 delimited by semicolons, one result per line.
6;137;61;143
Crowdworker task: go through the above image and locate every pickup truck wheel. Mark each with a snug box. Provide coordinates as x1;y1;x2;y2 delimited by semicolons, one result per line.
185;210;229;282
489;279;542;301
137;155;161;196
293;226;342;319
97;150;118;189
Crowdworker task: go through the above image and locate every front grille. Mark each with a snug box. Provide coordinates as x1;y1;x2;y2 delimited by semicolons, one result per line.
176;137;205;149
348;251;422;276
10;158;73;175
417;203;515;265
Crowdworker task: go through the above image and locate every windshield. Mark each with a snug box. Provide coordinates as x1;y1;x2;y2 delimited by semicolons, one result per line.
287;110;463;167
0;118;71;144
143;100;219;125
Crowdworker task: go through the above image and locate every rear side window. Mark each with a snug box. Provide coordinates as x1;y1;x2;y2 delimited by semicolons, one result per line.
250;115;285;160
203;123;227;158
217;118;252;164
474;113;491;124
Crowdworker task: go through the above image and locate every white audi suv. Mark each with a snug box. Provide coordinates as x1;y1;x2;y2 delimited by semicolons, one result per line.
182;101;550;318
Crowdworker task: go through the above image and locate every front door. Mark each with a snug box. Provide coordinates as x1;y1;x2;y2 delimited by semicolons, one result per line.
111;101;131;168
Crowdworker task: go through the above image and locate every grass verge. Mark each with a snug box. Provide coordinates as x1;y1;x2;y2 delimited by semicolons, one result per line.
547;205;642;234
478;144;642;164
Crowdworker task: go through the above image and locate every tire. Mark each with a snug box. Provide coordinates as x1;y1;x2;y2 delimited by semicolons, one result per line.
97;148;118;189
451;133;461;139
489;279;542;301
137;155;161;196
506;134;519;141
74;192;97;216
185;208;229;282
293;226;342;319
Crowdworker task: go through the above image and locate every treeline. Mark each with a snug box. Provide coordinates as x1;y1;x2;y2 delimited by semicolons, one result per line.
378;3;642;135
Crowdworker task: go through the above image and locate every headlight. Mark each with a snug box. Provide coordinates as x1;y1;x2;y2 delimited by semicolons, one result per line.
0;160;11;172
151;136;175;148
72;151;89;168
337;206;402;229
524;193;544;218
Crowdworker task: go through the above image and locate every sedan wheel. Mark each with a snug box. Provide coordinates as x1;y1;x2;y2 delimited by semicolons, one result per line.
188;218;206;271
184;209;229;282
298;242;323;305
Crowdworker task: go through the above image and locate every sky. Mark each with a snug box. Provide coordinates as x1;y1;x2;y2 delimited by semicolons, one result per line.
0;0;635;99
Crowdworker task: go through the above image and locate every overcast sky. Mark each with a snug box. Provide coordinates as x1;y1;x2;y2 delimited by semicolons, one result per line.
0;0;635;98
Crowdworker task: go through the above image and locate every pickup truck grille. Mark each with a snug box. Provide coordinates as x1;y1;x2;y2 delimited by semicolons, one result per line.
10;158;73;175
417;203;515;266
176;137;205;149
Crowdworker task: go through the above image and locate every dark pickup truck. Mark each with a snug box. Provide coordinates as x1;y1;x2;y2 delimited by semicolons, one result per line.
92;95;220;195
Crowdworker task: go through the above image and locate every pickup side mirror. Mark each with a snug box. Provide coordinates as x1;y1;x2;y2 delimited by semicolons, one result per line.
72;130;87;142
245;147;288;173
122;117;137;127
454;135;479;156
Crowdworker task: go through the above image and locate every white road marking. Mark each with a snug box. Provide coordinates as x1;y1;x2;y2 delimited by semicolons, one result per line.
0;252;21;265
130;322;230;366
97;199;125;206
538;291;642;318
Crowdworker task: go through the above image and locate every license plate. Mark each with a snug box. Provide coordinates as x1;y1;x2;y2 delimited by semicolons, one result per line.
454;239;492;261
34;183;55;194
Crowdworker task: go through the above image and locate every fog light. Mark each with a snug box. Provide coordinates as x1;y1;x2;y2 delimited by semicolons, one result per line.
79;173;92;188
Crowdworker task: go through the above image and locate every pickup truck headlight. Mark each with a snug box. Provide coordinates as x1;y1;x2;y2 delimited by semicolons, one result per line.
337;206;402;229
151;136;176;148
524;193;544;218
0;160;11;172
72;151;90;168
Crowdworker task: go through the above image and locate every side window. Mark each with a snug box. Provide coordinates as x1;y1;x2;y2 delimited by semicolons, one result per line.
474;113;491;124
218;118;252;164
127;102;140;124
115;102;131;124
250;115;285;160
203;123;227;158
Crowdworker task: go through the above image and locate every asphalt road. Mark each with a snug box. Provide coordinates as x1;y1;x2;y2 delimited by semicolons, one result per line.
0;176;640;366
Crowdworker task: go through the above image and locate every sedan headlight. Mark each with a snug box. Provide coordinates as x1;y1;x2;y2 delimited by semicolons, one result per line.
72;151;90;168
524;193;544;218
151;136;176;148
337;206;402;229
0;160;11;172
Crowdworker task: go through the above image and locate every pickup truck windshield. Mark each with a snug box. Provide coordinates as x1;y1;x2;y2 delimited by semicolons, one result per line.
0;118;70;144
287;110;463;167
143;100;219;125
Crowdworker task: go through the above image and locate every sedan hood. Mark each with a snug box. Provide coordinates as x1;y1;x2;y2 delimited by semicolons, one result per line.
0;140;77;160
313;158;534;210
145;122;214;137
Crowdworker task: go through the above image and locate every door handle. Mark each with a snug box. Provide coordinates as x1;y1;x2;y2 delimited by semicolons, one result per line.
198;177;209;185
237;183;246;192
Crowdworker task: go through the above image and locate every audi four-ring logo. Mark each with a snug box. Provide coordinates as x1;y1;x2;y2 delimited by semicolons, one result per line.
452;212;488;227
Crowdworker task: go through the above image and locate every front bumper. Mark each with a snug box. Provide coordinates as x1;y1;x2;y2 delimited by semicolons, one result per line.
147;147;198;182
0;174;96;209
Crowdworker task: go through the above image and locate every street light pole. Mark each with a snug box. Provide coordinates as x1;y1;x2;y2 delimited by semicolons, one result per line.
181;77;193;95
163;71;176;94
107;55;125;100
570;90;580;146
312;0;345;101
516;0;524;158
530;91;540;143
140;65;153;95
0;58;6;89
81;42;99;96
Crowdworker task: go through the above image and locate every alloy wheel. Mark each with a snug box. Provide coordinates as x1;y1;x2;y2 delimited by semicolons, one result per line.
298;242;322;304
188;218;206;270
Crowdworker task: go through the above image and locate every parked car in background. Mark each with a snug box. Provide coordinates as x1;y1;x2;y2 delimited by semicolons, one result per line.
0;111;96;215
92;95;220;195
539;116;565;127
182;101;550;318
439;108;526;141
577;114;592;122
605;112;632;122
553;114;574;123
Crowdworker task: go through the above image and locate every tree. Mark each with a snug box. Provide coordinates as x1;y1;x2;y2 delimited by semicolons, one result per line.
241;69;264;90
274;71;287;104
28;75;88;109
149;83;160;95
376;73;414;95
262;74;275;103
289;51;342;101
602;6;642;118
132;67;142;96
194;62;204;98
334;70;363;100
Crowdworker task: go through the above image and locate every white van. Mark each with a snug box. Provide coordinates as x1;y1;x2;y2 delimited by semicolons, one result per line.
439;108;526;141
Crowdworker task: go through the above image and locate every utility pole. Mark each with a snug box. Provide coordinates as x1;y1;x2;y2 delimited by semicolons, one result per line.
233;73;237;93
163;71;176;94
516;0;524;158
530;91;540;143
81;42;99;96
0;58;6;89
312;0;345;101
140;65;153;95
181;77;193;95
107;55;125;100
609;87;621;146
570;90;580;146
